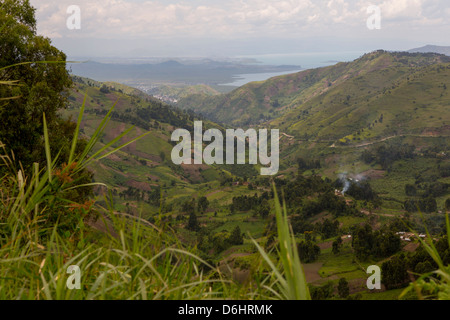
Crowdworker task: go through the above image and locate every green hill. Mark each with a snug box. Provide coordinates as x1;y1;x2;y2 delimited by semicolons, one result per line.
174;51;450;214
153;84;220;99
62;76;264;219
177;51;450;128
64;61;450;299
272;51;450;142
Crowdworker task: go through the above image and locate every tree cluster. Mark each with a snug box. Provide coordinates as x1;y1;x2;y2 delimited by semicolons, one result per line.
297;157;321;173
404;197;437;213
297;240;320;263
351;224;401;261
361;143;415;170
381;236;449;289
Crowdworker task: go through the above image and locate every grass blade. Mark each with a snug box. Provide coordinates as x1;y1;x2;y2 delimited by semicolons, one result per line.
43;113;52;183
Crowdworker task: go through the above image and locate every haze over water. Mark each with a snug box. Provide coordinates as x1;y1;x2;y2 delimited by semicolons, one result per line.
222;51;366;86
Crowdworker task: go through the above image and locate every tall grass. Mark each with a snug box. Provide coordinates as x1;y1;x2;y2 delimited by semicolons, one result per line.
0;98;231;299
0;208;234;299
251;187;310;300
0;98;310;299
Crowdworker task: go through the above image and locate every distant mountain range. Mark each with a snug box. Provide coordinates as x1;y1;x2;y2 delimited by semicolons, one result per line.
408;45;450;56
69;59;300;90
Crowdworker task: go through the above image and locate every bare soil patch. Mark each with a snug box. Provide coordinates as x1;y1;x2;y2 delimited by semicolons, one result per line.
303;262;324;283
359;169;386;180
403;242;420;252
126;179;152;191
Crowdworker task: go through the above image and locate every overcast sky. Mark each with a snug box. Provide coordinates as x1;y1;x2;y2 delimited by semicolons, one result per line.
30;0;450;59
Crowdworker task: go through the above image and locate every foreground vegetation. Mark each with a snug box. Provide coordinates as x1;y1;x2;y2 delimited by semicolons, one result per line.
0;123;448;299
0;99;311;299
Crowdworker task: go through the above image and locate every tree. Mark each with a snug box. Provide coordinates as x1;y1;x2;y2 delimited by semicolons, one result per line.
337;278;350;298
332;236;343;255
352;224;401;260
405;184;417;196
297;240;320;263
198;196;209;214
100;84;110;94
310;282;334;300
0;1;95;235
182;198;196;214
373;230;401;258
381;254;409;289
159;151;166;162
423;196;437;213
229;226;243;245
319;219;340;239
352;224;374;260
415;261;434;275
0;0;73;172
259;198;270;218
187;211;199;231
404;197;437;213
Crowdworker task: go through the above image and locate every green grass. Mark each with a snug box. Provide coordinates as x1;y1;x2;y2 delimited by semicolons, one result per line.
318;245;362;278
337;216;367;230
0;103;313;300
212;220;266;238
251;187;311;300
370;157;440;201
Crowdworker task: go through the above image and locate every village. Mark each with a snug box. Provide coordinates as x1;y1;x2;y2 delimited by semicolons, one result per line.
334;190;428;242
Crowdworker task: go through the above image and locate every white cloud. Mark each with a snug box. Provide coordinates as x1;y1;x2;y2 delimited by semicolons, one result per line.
29;0;449;56
30;0;449;38
378;0;423;21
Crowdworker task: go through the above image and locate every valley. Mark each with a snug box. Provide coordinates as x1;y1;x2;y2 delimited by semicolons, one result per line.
2;0;449;302
63;50;450;299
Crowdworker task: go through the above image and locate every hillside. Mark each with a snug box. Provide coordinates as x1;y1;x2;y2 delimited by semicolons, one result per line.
177;51;450;127
175;51;450;216
149;84;220;104
265;52;450;211
63;60;449;300
66;52;450;218
272;51;450;142
63;76;265;219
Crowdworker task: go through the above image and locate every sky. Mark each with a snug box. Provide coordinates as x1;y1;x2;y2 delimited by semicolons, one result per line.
30;0;450;59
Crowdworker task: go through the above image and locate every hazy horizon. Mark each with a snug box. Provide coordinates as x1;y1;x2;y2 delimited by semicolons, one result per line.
30;0;450;60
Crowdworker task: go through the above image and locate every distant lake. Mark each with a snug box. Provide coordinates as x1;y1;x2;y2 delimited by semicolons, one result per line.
219;69;302;86
221;51;366;86
239;51;366;68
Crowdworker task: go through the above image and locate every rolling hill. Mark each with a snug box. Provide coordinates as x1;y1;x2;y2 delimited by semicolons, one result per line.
271;50;450;143
62;76;272;222
177;51;450;129
175;51;450;211
63;60;450;299
64;77;228;214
